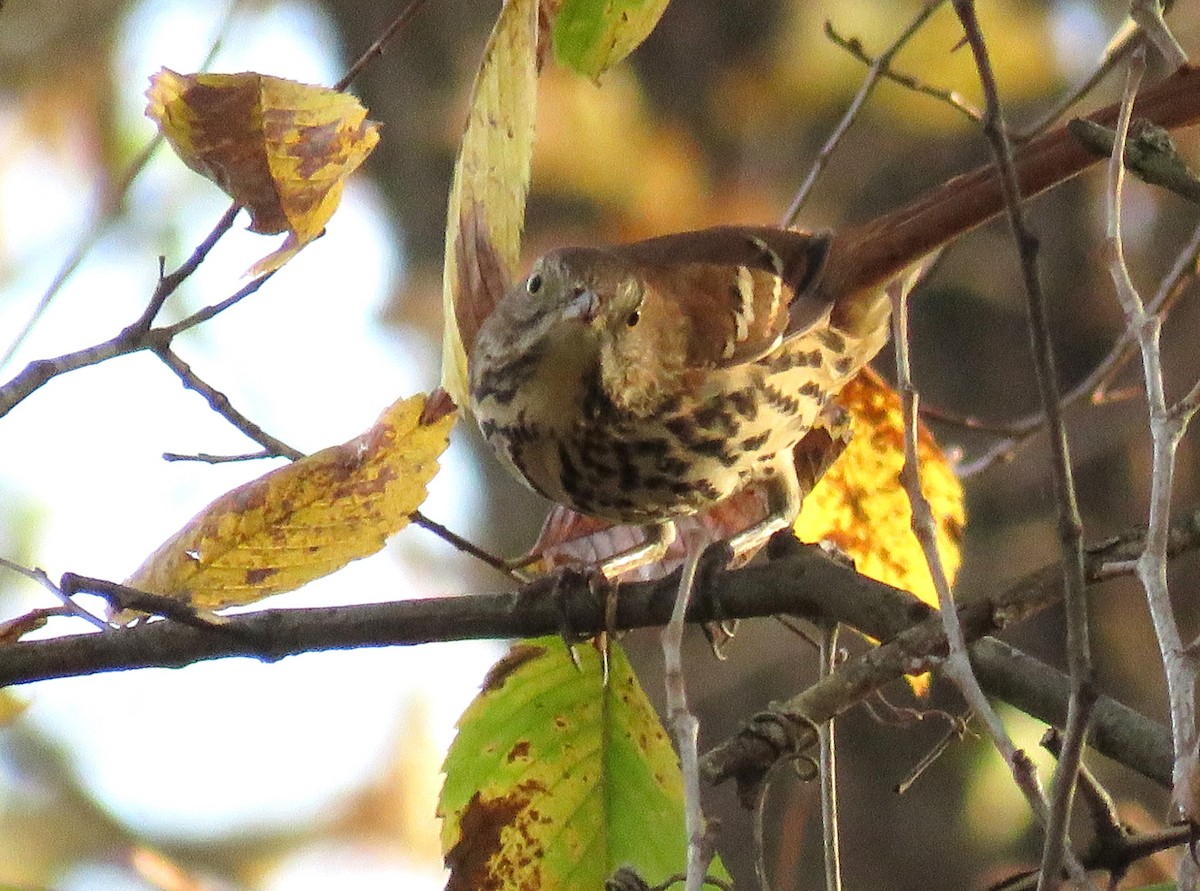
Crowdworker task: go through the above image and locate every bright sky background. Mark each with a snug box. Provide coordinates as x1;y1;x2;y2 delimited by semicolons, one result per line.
0;1;503;887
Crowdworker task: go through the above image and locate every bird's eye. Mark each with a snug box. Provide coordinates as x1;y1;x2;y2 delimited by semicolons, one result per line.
527;274;543;294
626;310;640;327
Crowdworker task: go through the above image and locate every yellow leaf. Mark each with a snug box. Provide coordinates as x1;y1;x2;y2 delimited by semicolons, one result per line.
795;368;965;611
440;0;539;408
145;69;380;275
126;391;457;610
0;690;28;725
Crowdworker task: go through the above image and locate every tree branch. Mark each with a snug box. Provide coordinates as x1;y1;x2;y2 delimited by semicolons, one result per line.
4;519;1198;798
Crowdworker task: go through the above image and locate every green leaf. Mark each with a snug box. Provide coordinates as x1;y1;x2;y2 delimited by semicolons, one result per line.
552;0;671;78
440;637;725;889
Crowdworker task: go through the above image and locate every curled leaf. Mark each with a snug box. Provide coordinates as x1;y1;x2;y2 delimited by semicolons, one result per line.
145;68;380;275
126;391;457;610
441;0;540;408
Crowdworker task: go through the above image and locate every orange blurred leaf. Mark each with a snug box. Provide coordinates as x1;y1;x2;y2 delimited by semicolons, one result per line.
126;391;457;610
441;0;540;407
795;367;965;610
145;68;380;275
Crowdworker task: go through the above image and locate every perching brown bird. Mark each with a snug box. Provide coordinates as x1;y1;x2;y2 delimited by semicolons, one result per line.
469;66;1200;577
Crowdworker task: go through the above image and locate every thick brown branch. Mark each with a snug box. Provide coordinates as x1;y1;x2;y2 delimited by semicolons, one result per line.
5;518;1199;796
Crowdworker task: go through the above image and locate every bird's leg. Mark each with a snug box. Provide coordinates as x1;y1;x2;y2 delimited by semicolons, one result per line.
727;459;804;564
597;520;678;580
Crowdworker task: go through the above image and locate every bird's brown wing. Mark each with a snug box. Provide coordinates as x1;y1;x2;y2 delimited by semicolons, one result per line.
619;226;833;368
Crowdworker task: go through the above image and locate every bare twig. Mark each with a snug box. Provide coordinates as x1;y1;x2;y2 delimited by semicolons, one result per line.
0;558;108;630
153;346;304;460
59;573;232;632
662;532;715;891
1104;49;1200;887
1015;20;1141;141
950;6;1096;888
332;0;431;92
781;1;945;227
818;624;843;891
924;216;1200;474
823;20;981;123
1069;118;1200;204
0;6;240;372
410;511;516;577
162;450;280;463
0;206;244;420
1130;0;1188;70
891;266;1059;838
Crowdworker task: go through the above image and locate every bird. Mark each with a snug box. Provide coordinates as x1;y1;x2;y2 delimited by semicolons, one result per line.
468;65;1200;579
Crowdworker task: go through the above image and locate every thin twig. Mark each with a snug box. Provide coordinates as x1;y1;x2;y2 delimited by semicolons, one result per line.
752;776;777;891
162;450;279;463
0;558;109;630
824;20;981;123
410;511;515;576
332;0;431;92
950;8;1094;887
0;4;241;372
818;624;843;891
154;346;304;460
1130;0;1188;71
0;136;165;372
662;532;714;891
0;206;243;420
781;1;945;227
157;269;277;338
1104;48;1200;887
1014;20;1141;141
60;573;233;631
925;217;1200;474
891;270;1057;835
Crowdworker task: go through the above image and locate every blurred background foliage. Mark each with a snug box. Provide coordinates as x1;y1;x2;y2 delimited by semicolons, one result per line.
2;0;1200;888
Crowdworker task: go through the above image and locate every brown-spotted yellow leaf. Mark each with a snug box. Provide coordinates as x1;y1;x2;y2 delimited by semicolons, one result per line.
145;69;380;275
441;0;539;408
439;638;730;889
126;391;456;610
794;367;965;611
551;0;670;79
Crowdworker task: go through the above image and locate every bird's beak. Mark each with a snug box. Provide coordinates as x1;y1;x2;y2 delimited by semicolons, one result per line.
562;287;598;323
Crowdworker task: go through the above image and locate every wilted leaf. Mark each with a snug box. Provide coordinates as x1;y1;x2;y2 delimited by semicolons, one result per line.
126;391;456;610
145;68;380;275
795;367;964;610
441;0;540;408
552;0;671;78
440;639;728;889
